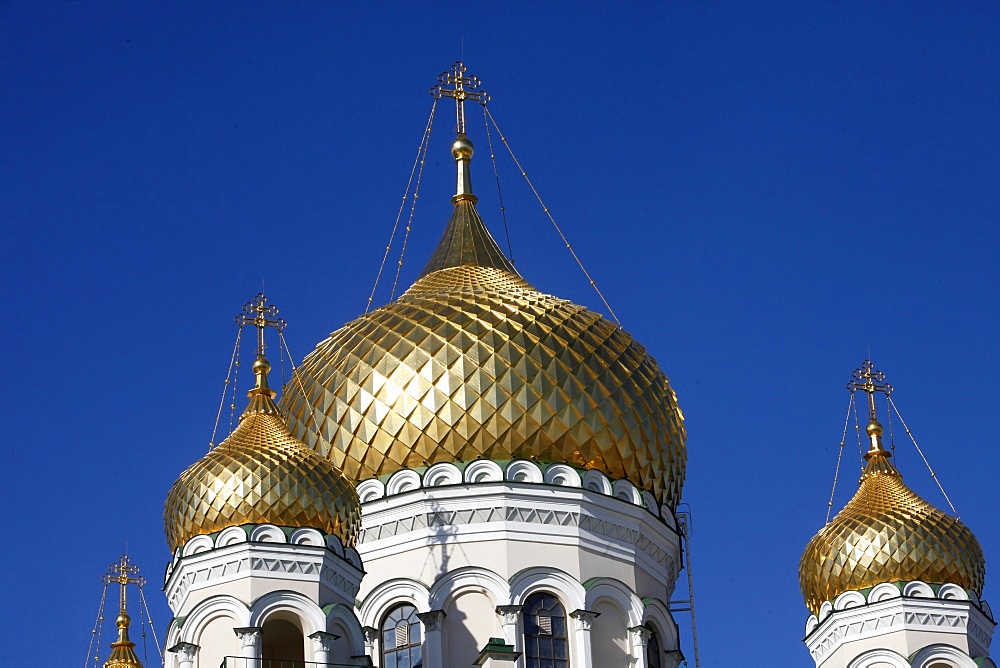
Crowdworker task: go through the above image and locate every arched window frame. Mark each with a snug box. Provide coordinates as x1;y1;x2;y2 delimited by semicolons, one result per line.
645;622;662;668
523;591;570;668
379;603;422;668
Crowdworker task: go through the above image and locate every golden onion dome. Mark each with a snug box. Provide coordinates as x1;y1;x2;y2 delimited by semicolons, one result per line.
164;354;361;552
281;133;686;506
799;418;985;615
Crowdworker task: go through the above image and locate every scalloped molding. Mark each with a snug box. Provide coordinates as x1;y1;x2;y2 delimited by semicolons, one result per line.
803;581;995;667
164;524;364;614
358;460;677;527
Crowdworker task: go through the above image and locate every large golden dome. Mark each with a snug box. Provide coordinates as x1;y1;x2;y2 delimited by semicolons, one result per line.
799;419;985;615
164;355;361;551
282;145;687;506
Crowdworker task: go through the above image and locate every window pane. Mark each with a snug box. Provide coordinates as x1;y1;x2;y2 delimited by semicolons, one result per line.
381;604;423;668
523;593;569;668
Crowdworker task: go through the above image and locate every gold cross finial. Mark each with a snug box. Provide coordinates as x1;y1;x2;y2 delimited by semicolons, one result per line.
847;360;895;455
430;61;489;135
102;554;146;613
846;359;894;421
235;293;287;358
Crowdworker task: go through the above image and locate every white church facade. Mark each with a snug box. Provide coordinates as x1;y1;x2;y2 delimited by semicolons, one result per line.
138;63;995;668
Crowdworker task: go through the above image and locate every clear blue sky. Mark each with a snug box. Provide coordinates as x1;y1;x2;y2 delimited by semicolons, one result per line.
2;2;998;666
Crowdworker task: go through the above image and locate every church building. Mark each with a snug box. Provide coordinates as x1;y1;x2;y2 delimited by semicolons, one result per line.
138;63;993;668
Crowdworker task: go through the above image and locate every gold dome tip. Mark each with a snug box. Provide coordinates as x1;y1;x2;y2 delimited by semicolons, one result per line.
116;612;130;629
252;355;271;376
452;133;474;160
247;354;276;401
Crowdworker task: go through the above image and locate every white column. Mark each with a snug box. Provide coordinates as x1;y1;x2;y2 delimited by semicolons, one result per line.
629;626;652;668
167;642;198;668
496;606;524;668
417;610;447;668
569;610;599;668
234;627;262;668
309;631;339;665
496;606;523;649
363;625;377;658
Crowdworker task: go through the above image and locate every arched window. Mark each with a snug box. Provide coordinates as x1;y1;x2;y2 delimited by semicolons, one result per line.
523;592;569;668
262;617;304;666
380;603;422;668
646;624;661;668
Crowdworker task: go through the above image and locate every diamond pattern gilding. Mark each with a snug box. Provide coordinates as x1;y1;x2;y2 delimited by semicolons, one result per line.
799;454;985;615
282;264;687;506
164;397;361;552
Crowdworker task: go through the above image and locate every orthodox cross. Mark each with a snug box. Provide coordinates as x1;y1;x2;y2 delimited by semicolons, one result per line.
102;554;146;613
236;292;286;357
847;359;894;420
430;61;490;135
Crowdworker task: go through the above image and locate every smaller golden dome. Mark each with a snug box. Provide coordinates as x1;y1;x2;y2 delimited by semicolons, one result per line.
164;354;361;552
799;420;985;615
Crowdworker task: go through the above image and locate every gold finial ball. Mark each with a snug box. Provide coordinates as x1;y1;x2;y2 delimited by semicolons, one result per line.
253;356;270;375
451;134;474;160
116;612;130;629
866;419;884;437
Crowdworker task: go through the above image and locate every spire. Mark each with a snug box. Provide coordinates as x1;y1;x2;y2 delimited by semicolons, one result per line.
235;293;286;416
430;61;489;203
846;360;901;477
102;555;145;668
420;62;517;279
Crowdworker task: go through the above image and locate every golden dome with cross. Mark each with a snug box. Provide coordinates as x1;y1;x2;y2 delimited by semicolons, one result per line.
798;361;985;615
163;295;361;552
280;62;687;507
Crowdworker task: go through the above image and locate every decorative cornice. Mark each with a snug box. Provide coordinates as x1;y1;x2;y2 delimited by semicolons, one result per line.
804;582;995;664
165;525;362;584
356;460;676;529
359;498;678;578
164;532;365;614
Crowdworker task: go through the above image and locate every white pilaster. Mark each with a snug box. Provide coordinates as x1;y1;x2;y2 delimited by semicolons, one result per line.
496;606;523;649
309;631;339;665
362;625;377;659
167;642;198;668
629;626;652;668
234;627;262;668
417;610;447;668
570;610;599;668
